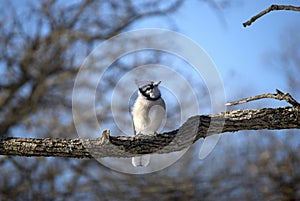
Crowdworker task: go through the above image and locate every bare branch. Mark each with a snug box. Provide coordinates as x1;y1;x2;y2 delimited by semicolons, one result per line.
1;106;300;158
243;4;300;27
226;89;300;107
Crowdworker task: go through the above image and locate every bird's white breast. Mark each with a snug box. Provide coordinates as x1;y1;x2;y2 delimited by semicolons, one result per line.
132;96;166;135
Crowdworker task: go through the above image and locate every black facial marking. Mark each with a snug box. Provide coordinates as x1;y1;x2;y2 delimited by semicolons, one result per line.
139;83;160;101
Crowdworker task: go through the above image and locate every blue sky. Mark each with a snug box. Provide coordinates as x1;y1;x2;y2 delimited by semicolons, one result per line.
169;0;300;102
4;0;299;107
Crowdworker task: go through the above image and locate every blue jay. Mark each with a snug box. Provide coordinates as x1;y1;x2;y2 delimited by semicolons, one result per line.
131;80;166;167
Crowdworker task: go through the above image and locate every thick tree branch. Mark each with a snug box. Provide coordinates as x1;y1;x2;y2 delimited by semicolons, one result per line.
1;100;300;158
243;4;300;27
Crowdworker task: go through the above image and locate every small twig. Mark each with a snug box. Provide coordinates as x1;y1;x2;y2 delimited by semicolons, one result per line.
243;4;300;27
226;89;300;107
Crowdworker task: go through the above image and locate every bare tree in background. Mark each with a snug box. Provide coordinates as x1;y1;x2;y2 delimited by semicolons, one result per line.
0;0;187;137
0;1;203;200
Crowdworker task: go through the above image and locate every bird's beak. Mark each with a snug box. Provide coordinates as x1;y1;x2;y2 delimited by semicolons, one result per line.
153;81;161;86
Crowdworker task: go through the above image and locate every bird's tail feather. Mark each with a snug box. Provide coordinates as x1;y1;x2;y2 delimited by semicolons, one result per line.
132;155;150;167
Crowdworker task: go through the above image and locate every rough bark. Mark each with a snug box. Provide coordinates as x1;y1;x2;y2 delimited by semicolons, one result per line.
1;106;299;158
